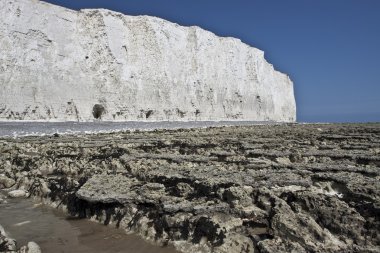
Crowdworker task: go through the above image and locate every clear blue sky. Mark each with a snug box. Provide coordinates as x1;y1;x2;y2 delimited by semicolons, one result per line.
44;0;380;123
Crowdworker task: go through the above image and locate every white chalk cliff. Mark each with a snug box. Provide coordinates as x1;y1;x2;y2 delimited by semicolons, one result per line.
0;0;296;121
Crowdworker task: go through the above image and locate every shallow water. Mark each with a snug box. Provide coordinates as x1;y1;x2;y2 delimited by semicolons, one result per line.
0;121;274;137
0;197;178;253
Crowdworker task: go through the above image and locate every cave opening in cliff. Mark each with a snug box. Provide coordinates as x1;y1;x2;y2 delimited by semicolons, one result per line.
92;104;105;119
145;110;154;119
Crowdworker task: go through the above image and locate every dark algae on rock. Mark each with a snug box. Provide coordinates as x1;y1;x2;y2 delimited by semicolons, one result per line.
0;123;379;252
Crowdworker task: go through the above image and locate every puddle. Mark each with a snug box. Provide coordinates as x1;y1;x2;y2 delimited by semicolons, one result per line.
0;197;179;253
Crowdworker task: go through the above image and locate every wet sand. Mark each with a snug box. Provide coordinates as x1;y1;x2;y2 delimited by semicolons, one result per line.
0;197;178;253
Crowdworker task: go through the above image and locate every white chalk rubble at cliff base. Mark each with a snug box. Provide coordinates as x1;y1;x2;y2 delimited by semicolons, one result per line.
0;0;296;122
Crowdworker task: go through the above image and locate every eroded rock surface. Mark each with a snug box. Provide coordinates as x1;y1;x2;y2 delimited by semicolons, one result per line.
0;0;295;122
0;123;379;252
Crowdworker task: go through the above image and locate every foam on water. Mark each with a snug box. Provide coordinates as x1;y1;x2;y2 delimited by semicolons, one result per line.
0;121;279;138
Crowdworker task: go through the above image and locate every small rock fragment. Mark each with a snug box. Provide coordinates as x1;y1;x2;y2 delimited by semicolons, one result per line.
19;241;42;253
8;189;27;198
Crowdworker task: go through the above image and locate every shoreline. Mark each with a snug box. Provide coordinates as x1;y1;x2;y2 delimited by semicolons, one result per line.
0;120;292;138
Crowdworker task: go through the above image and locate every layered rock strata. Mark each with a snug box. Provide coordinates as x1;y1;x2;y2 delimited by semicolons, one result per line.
0;123;379;252
0;0;296;122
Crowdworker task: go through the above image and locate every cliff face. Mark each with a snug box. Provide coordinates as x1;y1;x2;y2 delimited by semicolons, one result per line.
0;0;296;122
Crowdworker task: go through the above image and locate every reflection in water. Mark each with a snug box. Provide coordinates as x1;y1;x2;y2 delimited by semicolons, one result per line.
0;197;178;253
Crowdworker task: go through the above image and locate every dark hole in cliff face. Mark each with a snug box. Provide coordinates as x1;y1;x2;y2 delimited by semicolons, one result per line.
256;95;262;103
176;108;186;118
145;110;154;119
92;104;105;119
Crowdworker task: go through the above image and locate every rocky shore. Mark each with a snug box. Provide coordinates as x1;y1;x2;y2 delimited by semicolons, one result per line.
0;123;379;252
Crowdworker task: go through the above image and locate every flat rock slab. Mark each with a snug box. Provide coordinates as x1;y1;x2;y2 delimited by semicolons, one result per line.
76;174;166;205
